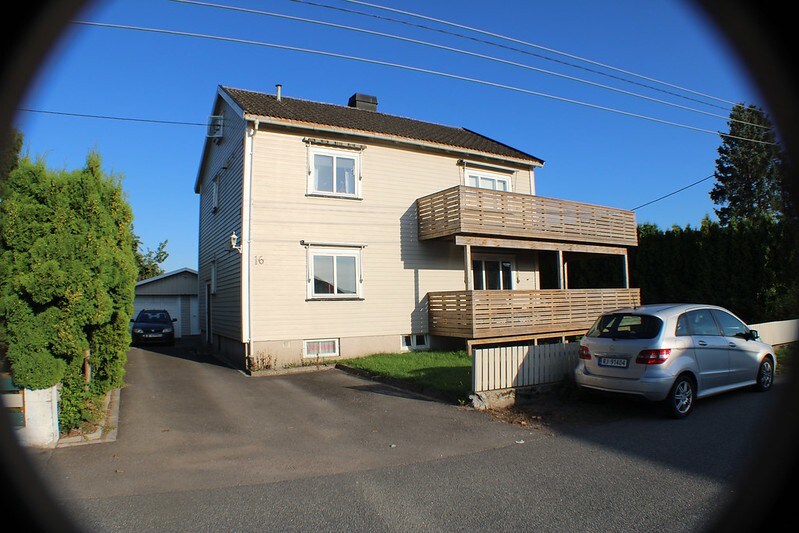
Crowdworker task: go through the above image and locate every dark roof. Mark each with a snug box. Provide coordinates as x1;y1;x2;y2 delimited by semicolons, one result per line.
221;86;543;164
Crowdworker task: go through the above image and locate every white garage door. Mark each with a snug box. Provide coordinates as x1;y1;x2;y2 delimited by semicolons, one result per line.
133;296;183;338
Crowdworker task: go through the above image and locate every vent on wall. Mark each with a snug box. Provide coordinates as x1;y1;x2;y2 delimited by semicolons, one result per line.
207;115;224;138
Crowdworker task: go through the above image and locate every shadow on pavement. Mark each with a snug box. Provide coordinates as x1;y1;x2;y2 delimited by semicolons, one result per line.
129;335;232;369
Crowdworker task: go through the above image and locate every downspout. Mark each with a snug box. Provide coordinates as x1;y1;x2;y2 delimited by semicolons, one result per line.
242;119;257;367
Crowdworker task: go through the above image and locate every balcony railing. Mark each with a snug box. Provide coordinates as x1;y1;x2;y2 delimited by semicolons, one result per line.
428;288;641;339
417;186;638;247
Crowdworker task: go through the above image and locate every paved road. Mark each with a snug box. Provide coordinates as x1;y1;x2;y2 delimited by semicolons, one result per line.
24;340;785;531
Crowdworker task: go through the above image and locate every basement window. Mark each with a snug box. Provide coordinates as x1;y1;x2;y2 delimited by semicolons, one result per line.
402;334;429;351
304;339;339;358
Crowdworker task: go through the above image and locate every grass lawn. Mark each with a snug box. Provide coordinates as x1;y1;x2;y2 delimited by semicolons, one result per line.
338;350;471;403
337;342;796;406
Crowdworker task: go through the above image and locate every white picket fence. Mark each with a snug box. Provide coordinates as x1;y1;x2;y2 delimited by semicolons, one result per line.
473;343;579;393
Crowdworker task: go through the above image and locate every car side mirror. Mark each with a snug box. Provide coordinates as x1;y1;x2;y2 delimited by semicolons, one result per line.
130;318;134;322
173;318;177;322
749;329;760;340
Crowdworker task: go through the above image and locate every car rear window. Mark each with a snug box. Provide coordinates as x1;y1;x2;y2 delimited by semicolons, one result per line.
586;314;663;339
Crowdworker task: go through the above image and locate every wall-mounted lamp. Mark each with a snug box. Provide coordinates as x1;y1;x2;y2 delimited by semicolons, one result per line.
229;231;242;254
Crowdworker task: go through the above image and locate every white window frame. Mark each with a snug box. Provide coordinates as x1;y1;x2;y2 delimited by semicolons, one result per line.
304;338;340;358
306;246;364;299
472;254;516;290
401;333;430;352
211;175;219;212
466;170;511;192
308;146;361;199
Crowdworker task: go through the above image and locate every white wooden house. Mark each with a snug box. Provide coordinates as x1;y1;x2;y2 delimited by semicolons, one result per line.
195;86;639;371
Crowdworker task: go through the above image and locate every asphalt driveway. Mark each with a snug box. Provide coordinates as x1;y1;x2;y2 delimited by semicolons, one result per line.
21;338;789;532
33;339;533;502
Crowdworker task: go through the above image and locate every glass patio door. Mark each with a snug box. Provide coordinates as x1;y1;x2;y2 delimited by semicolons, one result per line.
472;258;513;290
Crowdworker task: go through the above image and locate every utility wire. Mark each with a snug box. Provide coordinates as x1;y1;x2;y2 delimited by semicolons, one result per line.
343;0;739;108
17;107;207;126
631;174;715;210
70;20;777;145
172;0;761;128
17;107;716;211
283;0;735;112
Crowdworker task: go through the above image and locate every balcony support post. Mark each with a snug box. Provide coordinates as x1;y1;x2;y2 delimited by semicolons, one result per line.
623;250;630;289
464;244;473;290
557;250;568;289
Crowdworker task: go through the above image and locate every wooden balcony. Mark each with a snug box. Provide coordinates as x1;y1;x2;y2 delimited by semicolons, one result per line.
417;186;638;247
428;288;641;339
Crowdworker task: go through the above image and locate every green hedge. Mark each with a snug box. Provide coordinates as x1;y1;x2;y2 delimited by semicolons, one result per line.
0;153;137;430
631;218;798;324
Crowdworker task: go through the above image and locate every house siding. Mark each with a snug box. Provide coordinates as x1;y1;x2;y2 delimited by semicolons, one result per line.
245;128;538;366
197;99;246;356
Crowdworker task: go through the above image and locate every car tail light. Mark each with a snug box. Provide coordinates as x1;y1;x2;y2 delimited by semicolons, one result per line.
636;349;671;364
578;346;591;360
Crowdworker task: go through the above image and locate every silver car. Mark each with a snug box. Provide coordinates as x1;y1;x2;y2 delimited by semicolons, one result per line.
574;304;775;418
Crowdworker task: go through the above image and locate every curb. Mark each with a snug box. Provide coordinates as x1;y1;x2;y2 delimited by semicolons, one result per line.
57;387;120;447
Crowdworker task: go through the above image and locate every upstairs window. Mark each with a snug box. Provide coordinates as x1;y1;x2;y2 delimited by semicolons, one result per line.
466;172;510;192
310;148;360;198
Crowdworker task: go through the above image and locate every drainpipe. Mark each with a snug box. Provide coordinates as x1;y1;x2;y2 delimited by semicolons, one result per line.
242;119;257;367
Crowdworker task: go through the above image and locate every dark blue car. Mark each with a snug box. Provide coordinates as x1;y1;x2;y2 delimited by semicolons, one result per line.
131;309;177;346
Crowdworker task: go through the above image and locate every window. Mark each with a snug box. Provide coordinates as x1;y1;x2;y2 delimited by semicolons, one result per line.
402;334;429;351
711;309;748;338
683;309;721;336
472;257;514;290
308;247;362;299
466;172;510;192
304;339;339;358
310;148;359;197
211;175;219;212
210;260;217;294
586;314;663;339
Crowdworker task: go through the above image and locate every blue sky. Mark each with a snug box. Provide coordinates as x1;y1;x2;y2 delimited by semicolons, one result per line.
14;0;764;272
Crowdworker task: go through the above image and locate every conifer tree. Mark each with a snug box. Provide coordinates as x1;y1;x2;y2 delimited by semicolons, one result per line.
710;103;785;225
0;152;137;430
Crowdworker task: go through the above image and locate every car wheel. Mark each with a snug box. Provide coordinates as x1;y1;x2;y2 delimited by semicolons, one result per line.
754;357;774;392
663;374;695;419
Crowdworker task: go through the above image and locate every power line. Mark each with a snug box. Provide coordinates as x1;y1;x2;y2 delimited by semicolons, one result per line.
342;0;739;108
631;174;715;211
18;107;718;212
283;0;735;112
70;20;777;145
17;107;207;126
171;0;761;128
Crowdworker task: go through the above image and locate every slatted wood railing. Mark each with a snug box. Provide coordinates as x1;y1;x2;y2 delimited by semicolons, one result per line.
417;186;638;246
428;288;641;339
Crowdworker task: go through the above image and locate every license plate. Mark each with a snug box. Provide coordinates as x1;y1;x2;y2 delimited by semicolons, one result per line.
144;333;163;338
598;357;628;368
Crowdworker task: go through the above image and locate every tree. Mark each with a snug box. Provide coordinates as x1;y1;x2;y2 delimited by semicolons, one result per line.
0;152;137;430
0;128;23;198
132;229;169;281
710;103;786;225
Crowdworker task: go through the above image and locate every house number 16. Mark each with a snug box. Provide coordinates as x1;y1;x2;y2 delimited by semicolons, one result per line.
254;256;265;265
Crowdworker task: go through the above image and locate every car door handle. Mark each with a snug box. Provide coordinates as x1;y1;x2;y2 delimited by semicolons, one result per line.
698;340;707;346
728;342;737;348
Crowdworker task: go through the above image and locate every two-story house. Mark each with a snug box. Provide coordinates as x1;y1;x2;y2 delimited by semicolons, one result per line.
195;85;640;371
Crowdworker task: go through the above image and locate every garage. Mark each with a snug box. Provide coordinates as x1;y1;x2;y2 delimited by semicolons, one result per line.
134;268;199;339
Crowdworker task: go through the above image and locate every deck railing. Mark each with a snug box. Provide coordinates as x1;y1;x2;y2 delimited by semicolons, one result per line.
428;288;641;339
417;186;638;247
